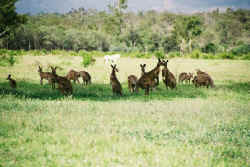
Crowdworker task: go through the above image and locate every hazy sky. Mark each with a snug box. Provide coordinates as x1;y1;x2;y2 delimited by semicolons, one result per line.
16;0;250;14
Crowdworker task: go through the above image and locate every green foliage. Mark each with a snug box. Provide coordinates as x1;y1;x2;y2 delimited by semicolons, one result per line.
0;49;21;66
79;50;96;67
0;0;27;38
231;44;250;56
154;50;165;59
202;43;218;53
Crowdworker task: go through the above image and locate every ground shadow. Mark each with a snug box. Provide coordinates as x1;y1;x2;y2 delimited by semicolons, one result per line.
0;80;223;101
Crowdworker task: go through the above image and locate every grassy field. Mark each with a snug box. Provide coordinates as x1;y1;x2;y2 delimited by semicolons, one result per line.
0;55;250;167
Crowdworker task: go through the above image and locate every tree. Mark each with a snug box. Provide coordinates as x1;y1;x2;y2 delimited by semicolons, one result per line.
0;0;27;38
173;16;203;53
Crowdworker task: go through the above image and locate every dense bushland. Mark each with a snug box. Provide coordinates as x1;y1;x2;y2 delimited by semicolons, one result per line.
0;5;250;59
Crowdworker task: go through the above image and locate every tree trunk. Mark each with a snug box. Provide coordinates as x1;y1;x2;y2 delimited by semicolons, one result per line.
188;39;192;53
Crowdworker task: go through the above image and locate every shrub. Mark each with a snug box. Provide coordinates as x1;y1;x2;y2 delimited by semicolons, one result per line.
217;52;234;59
79;50;96;67
189;49;202;59
202;43;217;53
154;50;165;59
168;52;180;58
231;44;250;56
241;53;250;60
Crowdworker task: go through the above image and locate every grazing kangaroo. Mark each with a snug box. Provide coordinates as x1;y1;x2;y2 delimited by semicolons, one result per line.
186;72;194;84
195;69;215;88
50;66;73;95
66;69;80;84
128;75;137;93
6;74;17;89
179;72;194;84
78;71;91;85
38;66;55;89
136;59;164;95
162;60;176;89
179;72;188;84
192;75;213;88
110;64;122;96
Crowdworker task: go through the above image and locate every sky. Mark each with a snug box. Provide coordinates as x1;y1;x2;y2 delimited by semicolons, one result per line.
16;0;250;14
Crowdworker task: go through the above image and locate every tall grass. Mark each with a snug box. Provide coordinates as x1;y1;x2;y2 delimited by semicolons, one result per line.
0;56;250;166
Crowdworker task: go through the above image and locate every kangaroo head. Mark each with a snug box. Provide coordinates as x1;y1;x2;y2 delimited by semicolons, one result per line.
157;58;165;67
50;66;58;75
111;64;118;73
6;74;11;80
140;64;146;73
38;66;42;73
163;60;169;67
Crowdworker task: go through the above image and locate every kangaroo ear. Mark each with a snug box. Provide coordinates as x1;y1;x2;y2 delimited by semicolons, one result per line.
158;58;161;62
143;64;146;67
140;64;143;67
110;64;113;68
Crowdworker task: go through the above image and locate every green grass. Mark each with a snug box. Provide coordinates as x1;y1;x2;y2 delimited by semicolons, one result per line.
0;56;250;166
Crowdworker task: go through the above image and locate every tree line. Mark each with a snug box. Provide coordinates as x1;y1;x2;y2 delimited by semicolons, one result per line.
0;0;250;56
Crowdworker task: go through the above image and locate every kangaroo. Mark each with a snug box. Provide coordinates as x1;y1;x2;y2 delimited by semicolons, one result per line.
78;71;91;85
110;64;122;96
66;69;80;84
179;72;188;84
186;72;194;84
6;74;17;89
162;60;176;89
136;59;164;95
195;69;215;88
38;66;55;89
128;75;137;93
50;66;73;95
140;64;146;77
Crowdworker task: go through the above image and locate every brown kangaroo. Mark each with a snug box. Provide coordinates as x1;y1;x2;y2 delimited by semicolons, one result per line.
186;72;194;84
110;64;122;96
140;64;146;77
195;69;215;88
136;59;164;95
179;72;188;84
50;66;73;95
66;69;80;84
38;66;55;89
162;60;176;89
128;75;137;93
78;71;91;85
192;75;213;88
6;74;17;89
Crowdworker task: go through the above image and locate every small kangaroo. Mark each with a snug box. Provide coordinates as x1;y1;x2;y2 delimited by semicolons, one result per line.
179;72;188;84
6;74;17;89
128;75;137;93
162;60;176;89
50;66;73;95
38;66;55;89
78;71;91;85
136;59;164;95
110;64;122;96
66;69;80;84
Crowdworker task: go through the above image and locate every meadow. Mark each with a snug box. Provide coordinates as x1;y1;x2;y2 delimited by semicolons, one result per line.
0;55;250;167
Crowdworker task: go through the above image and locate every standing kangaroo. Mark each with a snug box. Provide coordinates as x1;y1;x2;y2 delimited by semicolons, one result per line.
6;74;17;89
136;59;164;95
128;75;137;93
110;64;122;96
50;66;73;95
38;66;55;89
162;60;176;89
